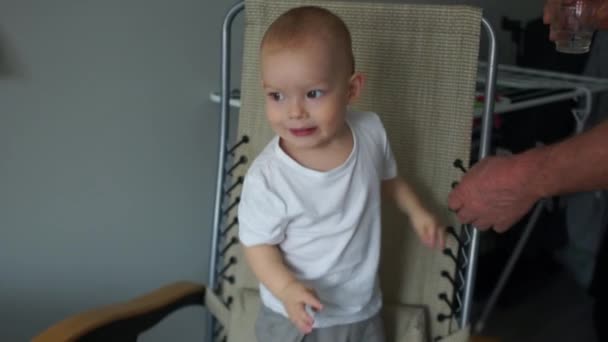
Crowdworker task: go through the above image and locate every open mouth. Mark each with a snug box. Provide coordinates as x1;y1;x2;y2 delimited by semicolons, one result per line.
289;127;317;137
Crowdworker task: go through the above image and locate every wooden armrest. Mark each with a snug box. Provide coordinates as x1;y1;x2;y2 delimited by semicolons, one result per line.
33;281;208;342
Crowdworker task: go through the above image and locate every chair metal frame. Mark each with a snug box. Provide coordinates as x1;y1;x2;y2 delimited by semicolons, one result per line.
208;2;497;340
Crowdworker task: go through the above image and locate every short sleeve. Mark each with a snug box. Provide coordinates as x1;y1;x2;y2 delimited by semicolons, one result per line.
377;117;398;180
382;136;398;180
237;170;287;246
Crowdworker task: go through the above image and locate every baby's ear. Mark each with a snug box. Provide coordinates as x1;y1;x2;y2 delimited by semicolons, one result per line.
348;72;365;103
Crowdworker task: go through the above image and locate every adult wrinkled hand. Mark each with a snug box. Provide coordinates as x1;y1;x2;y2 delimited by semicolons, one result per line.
543;0;608;37
447;154;542;233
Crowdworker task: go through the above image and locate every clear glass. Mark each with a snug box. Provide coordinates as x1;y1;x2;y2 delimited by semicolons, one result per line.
550;0;597;54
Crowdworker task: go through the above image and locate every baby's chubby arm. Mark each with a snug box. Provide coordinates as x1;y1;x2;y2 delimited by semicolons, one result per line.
243;244;323;334
382;176;446;249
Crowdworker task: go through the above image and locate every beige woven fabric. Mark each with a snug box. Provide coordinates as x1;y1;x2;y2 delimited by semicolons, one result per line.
222;0;481;340
205;288;231;329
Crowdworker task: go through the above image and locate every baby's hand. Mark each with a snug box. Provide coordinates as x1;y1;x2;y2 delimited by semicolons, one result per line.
277;281;323;334
410;210;446;250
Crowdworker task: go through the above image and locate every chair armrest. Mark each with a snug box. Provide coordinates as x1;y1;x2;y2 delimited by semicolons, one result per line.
33;281;228;342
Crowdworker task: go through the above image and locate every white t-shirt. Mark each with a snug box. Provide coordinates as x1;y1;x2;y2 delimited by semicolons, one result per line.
238;110;398;328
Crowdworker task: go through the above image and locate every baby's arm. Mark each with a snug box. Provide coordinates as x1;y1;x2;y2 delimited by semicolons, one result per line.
243;244;323;334
382;176;445;249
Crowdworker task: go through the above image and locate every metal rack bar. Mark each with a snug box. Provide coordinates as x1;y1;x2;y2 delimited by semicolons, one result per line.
208;2;245;342
460;17;498;329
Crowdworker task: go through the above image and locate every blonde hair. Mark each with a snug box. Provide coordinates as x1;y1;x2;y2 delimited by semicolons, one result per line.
261;6;355;74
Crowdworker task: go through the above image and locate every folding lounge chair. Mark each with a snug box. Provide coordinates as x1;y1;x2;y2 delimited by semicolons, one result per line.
33;0;497;341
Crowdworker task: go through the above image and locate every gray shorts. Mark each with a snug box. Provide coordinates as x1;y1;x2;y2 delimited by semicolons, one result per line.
255;305;386;342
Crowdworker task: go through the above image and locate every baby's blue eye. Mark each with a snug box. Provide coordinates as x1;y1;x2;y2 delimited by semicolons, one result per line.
268;92;284;101
306;90;324;99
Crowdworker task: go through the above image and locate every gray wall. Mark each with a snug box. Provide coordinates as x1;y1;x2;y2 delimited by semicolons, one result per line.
0;0;541;341
0;0;242;341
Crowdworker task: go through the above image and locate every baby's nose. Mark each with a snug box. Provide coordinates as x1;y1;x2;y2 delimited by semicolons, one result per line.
288;100;307;119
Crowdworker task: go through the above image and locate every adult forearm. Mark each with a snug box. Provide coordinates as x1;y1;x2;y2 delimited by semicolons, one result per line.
528;121;608;198
447;120;608;232
243;244;297;298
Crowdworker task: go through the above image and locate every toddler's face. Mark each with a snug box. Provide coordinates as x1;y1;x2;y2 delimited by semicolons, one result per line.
261;40;354;152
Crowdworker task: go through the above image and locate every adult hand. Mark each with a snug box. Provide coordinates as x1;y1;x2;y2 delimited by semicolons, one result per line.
543;0;608;38
447;154;542;233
